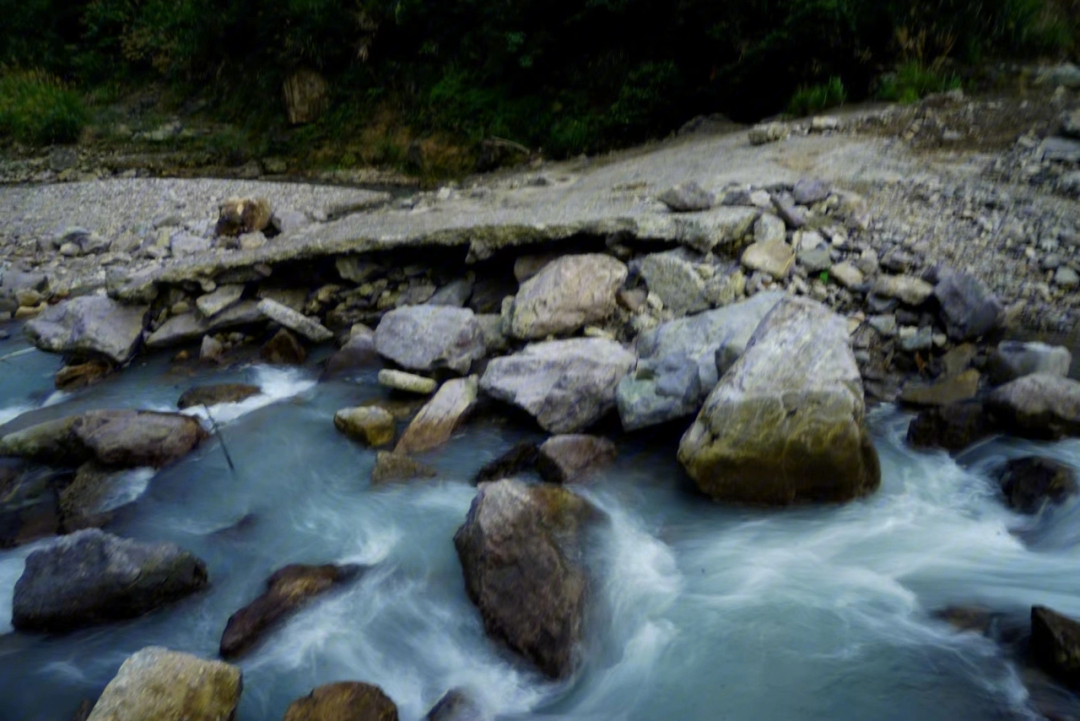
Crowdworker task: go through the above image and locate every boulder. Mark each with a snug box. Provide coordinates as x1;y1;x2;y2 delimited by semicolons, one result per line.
453;478;595;678
85;647;241;721
12;530;208;632
215;197;272;237
371;452;437;484
996;457;1077;514
872;275;934;306
536;435;616;484
261;328;307;365
283;682;399;721
0;462;64;548
678;297;880;504
740;241;793;279
481;338;636;433
656;182;714;212
898;369;980;407
145;301;263;350
322;325;380;380
906;401;994;453
177;383;260;409
0;410;208;468
639;252;709;316
220;563;361;658
507;254;627;340
25;296;148;364
58;461;132;531
334;407;396;447
375;306;485;374
472;442;539;484
987;341;1071;385
395;376;479;454
1032;606;1080;689
987;374;1080;440
933;269;1002;340
617;292;784;431
377;369;438;395
257;299;333;343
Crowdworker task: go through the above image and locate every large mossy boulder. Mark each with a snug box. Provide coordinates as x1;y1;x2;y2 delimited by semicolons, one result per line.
85;647;242;721
220;563;361;659
12;529;208;632
0;410;208;468
678;297;880;504
25;296;148;364
453;478;596;678
507;254;627;340
283;682;399;721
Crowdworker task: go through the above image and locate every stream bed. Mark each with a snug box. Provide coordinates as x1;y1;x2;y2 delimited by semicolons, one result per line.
1;325;1079;721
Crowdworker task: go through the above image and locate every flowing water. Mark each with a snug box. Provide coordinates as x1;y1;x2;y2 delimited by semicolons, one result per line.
2;325;1080;721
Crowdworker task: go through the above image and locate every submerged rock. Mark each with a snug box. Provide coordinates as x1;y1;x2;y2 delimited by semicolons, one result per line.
371;452;437;483
322;324;380;380
85;647;241;721
906;401;994;453
987;341;1071;385
177;383;260;409
395;376;479;454
678;297;880;504
481;338;636;433
261;328;307;365
987;374;1080;440
283;681;399;721
12;529;208;632
507;254;627;340
25;296;148;364
220;563;361;658
997;457;1077;513
472;442;539;484
453;478;596;678
375;305;485;375
536;435;616;484
0;461;64;548
334;406;396;447
1032;606;1080;689
424;689;482;721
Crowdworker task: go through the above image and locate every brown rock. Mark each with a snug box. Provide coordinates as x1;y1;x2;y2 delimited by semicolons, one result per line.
55;360;112;391
321;325;380;381
997;457;1077;513
395;377;478;454
472;442;539;484
899;369;980;407
371;452;437;484
59;461;121;531
283;681;398;721
536;435;616;484
906;401;993;453
334;407;396;447
220;563;361;659
178;383;261;409
1032;606;1080;689
261;329;307;365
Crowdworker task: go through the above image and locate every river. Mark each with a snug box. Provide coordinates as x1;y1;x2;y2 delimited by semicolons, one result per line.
1;324;1079;720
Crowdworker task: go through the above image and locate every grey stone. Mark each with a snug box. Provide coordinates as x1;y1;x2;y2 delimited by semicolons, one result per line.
378;369;437;394
375;305;485;374
933;269;1002;340
741;240;794;279
1037;63;1080;89
271;209;311;234
873;275;935;306
748;123;789;145
1055;266;1080;288
792;178;831;205
868;315;897;337
639;252;708;316
798;247;833;273
335;256;382;284
508;254;627;339
678;297;880;504
145;301;263;349
481;338;635;433
195;285;244;318
1042;137;1080;163
169;232;212;256
536;435;616;484
256;298;332;343
988;341;1072;384
1062;109;1080;139
754;213;787;245
830;262;865;289
428;278;474;307
987;373;1080;439
12;530;208;632
24;296;148;364
657;182;714;212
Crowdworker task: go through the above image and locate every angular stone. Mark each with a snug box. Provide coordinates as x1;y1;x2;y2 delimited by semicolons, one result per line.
831;262;865;289
283;681;399;721
678;297;880;504
55;359;112;391
536;435;616;484
754;213;787;245
334;407;396;447
145;301;263;350
898;326;933;352
899;369;980;407
0;462;63;549
748;123;789;145
472;442;540;484
377;369;438;394
199;335;224;363
792;178;831;205
395;376;478;454
933;269;1002;341
873;275;934;306
424;689;481;721
987;373;1080;439
85;647;241;721
997;457;1077;514
13;530;208;632
639;252;708;316
25;296;148;364
988;341;1072;385
507;254;627;340
741;241;793;279
221;564;361;659
428;278;474;308
257;298;332;343
375;305;485;374
480;338;636;433
371;452;437;483
798;247;833;273
453;479;595;678
1042;136;1080;163
906;401;993;453
261;328;307;365
195;285;244;318
1032;606;1080;689
322;324;380;380
656;182;714;212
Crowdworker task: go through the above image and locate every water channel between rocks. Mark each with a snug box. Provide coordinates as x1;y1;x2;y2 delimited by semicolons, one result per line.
1;324;1080;721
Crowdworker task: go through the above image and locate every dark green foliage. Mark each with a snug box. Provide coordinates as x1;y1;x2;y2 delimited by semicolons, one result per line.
0;69;88;145
787;77;848;116
876;62;962;103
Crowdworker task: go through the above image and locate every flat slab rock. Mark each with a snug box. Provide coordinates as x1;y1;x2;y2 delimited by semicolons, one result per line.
257;298;333;343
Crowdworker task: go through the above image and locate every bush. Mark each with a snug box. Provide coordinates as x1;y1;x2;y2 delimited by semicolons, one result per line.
0;69;88;145
787;76;847;116
876;61;961;103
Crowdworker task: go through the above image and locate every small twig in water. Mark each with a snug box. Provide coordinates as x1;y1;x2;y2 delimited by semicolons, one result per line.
0;347;36;363
201;404;236;473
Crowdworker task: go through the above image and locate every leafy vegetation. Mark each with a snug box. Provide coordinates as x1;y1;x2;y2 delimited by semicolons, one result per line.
0;68;88;145
787;77;848;117
875;62;962;103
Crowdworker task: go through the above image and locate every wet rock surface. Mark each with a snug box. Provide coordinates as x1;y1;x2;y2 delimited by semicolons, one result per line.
282;681;399;721
997;457;1078;513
